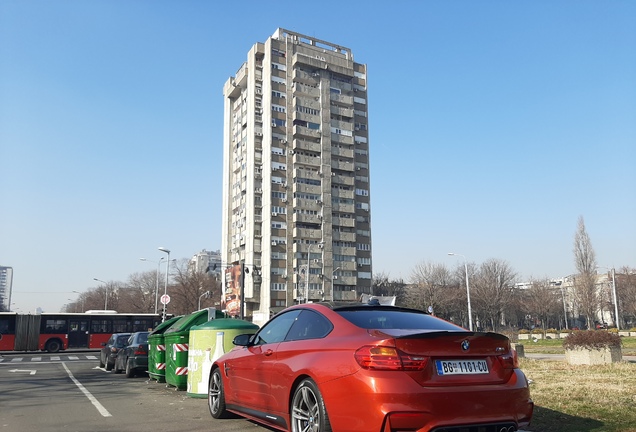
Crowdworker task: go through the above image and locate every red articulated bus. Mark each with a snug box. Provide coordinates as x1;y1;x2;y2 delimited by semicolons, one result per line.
0;311;164;353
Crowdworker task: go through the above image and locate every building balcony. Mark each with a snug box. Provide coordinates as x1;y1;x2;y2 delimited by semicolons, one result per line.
332;216;355;228
293;227;323;240
333;231;356;242
333;202;355;214
330;93;353;105
292;153;321;168
333;289;358;301
331;146;354;159
293;182;321;195
331;133;354;145
293;197;323;212
293;125;321;140
334;245;356;256
332;173;355;186
293;138;321;153
292;69;320;86
330;105;354;118
331;160;354;172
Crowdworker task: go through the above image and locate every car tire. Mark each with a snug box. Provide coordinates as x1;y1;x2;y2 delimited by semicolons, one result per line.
291;378;332;432
99;355;105;368
106;361;113;371
208;368;230;419
125;358;136;378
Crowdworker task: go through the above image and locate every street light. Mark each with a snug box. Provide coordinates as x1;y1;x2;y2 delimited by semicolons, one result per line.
140;257;165;315
331;267;341;291
199;291;210;310
72;290;85;312
93;278;108;310
158;247;171;322
305;241;324;303
599;266;620;330
447;253;473;331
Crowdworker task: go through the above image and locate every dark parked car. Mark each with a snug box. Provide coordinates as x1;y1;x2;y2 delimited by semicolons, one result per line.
99;333;131;371
208;302;533;432
114;331;150;377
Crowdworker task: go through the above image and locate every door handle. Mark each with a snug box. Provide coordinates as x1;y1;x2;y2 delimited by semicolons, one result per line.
264;349;274;356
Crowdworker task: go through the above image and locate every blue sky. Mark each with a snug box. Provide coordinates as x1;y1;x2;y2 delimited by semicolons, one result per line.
1;1;635;314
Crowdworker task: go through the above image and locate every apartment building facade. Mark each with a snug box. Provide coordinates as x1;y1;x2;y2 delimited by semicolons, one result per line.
221;29;372;325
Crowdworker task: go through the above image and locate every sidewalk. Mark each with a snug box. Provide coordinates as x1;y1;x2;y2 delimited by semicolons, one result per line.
525;352;636;362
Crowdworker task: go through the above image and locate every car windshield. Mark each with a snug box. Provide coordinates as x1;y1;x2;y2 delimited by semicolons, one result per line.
336;309;464;331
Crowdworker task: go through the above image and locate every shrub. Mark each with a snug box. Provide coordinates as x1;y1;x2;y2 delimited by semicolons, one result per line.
546;328;558;333
630;327;636;332
563;330;622;350
531;328;544;334
518;329;530;334
560;329;572;334
608;328;619;334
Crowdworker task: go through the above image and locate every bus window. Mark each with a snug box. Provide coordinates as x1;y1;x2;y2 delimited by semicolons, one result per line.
132;319;153;332
0;318;12;334
42;319;67;333
91;319;110;333
112;319;128;333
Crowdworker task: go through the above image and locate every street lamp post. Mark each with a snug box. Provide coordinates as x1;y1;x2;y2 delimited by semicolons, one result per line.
93;278;108;310
599;266;620;330
331;267;341;293
305;241;324;303
158;247;171;322
447;253;473;331
72;290;85;312
140;257;165;315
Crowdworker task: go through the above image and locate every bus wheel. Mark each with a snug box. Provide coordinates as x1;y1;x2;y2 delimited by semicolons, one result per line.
45;339;62;353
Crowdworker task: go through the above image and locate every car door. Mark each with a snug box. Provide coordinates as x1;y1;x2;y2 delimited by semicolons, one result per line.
225;310;301;412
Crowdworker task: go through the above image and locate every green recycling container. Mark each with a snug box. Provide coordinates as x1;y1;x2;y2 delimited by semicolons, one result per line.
186;318;260;398
164;309;225;390
147;315;182;382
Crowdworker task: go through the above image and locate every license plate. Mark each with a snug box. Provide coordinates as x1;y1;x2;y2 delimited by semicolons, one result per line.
436;359;489;375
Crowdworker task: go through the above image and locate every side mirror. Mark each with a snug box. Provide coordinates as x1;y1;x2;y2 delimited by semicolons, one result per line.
232;333;253;347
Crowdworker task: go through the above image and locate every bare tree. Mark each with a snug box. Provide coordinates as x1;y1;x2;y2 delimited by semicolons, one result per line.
522;278;562;330
372;272;408;305
409;261;461;317
617;266;636;327
471;259;518;332
169;259;221;316
572;216;598;329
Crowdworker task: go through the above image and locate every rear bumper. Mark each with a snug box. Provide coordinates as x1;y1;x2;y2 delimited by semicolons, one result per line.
131;356;148;369
320;369;533;432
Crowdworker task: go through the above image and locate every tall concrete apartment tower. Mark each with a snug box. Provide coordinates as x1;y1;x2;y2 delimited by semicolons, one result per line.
221;29;372;325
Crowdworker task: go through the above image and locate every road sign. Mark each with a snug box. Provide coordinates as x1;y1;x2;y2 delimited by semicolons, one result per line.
160;294;171;305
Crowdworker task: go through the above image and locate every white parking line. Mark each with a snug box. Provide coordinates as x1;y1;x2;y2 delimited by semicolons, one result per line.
51;356;60;361
67;356;79;360
62;362;111;417
10;358;23;362
31;357;42;362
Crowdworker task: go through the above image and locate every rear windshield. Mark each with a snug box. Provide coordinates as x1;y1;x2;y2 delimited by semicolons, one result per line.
115;334;131;347
336;309;464;331
138;333;148;343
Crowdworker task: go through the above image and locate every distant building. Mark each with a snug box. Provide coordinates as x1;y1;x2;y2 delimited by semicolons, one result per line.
221;28;373;325
189;250;222;275
0;266;13;311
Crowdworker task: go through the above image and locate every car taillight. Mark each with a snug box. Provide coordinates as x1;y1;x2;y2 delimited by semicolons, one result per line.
497;349;519;369
354;346;428;371
134;347;147;355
